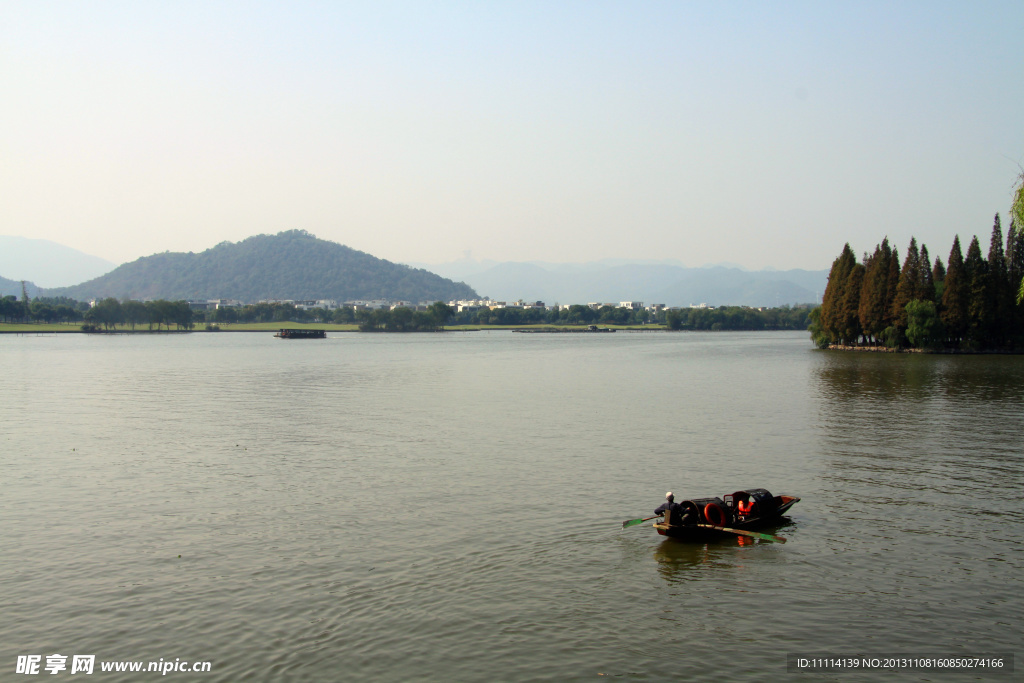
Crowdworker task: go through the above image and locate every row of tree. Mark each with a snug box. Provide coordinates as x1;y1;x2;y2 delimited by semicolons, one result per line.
5;292;815;334
354;303;454;332
464;304;652;326
811;214;1024;350
1;295;89;324
666;305;811;331
201;301;811;330
83;298;196;331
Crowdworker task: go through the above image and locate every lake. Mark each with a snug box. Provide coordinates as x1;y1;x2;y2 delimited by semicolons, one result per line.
2;330;1021;681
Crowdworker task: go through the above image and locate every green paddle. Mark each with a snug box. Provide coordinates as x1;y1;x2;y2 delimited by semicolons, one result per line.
695;523;787;543
621;515;660;529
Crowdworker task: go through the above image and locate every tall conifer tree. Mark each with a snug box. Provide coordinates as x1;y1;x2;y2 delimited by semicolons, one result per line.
820;244;857;344
839;264;865;344
987;214;1010;346
964;235;990;347
884;247;900;328
932;257;946;285
918;244;935;302
858;239;891;343
941;236;968;346
932;257;946;300
891;238;920;333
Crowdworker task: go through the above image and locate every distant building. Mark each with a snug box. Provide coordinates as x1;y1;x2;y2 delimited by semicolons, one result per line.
208;299;244;309
344;300;391;310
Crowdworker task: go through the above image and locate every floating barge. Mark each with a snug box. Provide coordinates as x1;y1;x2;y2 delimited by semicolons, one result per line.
512;325;616;333
274;329;326;339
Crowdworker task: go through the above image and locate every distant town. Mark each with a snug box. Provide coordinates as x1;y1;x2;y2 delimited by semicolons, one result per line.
186;298;693;314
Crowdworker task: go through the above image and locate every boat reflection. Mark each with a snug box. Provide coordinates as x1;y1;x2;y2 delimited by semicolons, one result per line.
652;539;714;572
652;539;742;582
651;517;796;583
735;534;754;547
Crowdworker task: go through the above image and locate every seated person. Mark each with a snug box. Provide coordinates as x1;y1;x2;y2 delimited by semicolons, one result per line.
654;492;688;524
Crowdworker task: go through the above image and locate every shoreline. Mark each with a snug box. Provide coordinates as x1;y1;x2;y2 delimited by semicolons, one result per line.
0;324;813;335
827;344;1024;355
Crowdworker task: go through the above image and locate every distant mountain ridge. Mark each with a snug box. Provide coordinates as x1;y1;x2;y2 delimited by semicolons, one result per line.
417;259;826;307
45;231;478;303
6;231;825;307
0;236;117;288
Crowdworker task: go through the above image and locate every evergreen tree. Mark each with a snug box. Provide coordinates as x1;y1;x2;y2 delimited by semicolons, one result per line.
891;238;920;334
932;256;946;299
819;244;857;345
858;239;891;343
964;235;990;348
932;257;946;285
918;244;935;302
941;236;967;346
986;214;1010;345
839;264;865;344
884;247;900;328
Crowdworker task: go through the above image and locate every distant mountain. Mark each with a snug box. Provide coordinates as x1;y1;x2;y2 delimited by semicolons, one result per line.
418;259;826;307
0;236;117;288
45;230;478;303
0;275;42;299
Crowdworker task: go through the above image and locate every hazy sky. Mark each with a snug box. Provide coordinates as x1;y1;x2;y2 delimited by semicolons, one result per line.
2;2;1022;270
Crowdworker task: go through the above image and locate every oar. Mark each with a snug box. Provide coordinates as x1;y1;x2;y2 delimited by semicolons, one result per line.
621;515;661;529
696;523;787;543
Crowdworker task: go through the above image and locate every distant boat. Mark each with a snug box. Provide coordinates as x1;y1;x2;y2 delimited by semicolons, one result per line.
274;329;326;339
653;488;799;541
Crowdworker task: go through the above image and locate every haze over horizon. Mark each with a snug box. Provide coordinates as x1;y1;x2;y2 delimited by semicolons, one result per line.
3;2;1022;271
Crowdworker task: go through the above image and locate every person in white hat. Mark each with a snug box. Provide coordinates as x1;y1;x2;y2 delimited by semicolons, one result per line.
654;491;682;519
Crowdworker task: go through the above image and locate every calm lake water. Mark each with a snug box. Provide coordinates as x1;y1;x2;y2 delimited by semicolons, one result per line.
2;330;1022;681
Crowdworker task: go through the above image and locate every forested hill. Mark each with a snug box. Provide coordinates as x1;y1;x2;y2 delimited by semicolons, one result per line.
45;231;478;303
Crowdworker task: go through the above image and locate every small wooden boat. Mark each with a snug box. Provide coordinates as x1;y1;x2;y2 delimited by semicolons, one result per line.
652;488;799;541
274;328;326;339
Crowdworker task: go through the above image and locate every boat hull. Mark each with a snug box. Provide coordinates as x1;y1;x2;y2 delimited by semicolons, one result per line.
654;495;799;541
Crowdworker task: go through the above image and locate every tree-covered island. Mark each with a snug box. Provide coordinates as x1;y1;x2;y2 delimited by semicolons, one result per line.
811;213;1024;351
